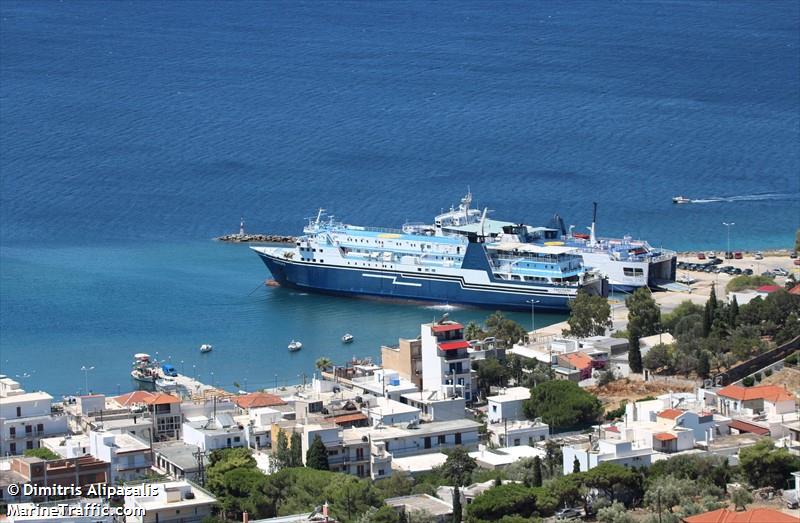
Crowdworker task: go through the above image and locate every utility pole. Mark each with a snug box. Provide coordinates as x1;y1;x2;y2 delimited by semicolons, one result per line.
722;222;735;256
194;448;207;487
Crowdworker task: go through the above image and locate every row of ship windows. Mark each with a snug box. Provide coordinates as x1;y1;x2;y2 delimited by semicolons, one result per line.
342;261;438;272
495;273;548;282
623;268;645;276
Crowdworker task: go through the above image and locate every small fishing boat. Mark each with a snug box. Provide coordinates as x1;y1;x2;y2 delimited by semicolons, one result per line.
131;354;157;383
200;344;213;353
288;340;303;352
672;196;690;204
341;333;354;344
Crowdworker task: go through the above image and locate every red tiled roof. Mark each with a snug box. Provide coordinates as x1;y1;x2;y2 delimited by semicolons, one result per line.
145;392;180;405
789;284;800;295
113;391;155;407
431;323;464;333
728;419;770;436
327;413;368;425
562;352;593;369
234;392;287;409
657;408;685;420
683;508;798;523
654;432;677;441
438;340;470;350
756;285;782;293
605;425;620;433
717;384;795;403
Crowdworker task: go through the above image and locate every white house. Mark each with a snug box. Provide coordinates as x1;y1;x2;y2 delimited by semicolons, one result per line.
346;419;481;459
487;387;530;423
488;419;549;447
89;430;152;484
366;397;420;427
563;439;655;473
0;376;69;456
124;480;217;523
182;413;246;451
400;391;465;422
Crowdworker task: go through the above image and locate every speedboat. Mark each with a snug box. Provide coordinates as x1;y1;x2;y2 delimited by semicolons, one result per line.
288;340;302;352
672;196;691;204
200;344;213;353
341;333;354;344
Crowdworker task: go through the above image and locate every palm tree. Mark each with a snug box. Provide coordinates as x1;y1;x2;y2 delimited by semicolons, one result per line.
315;357;333;372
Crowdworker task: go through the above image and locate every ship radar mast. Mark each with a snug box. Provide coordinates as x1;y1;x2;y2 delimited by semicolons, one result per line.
239;217;245;236
315;208;326;226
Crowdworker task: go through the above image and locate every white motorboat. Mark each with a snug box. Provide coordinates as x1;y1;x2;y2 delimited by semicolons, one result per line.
672;196;691;204
200;344;213;353
341;333;354;343
288;340;302;352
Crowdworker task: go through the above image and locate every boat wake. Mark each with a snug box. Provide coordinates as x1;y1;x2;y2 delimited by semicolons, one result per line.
424;303;462;311
689;192;800;204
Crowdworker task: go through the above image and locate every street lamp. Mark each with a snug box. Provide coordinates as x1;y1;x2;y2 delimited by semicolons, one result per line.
527;299;540;335
723;222;735;256
80;366;95;395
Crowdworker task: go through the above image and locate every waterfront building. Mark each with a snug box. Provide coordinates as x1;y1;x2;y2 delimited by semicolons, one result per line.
486;387;530;424
0;377;68;456
350;370;418;402
124;480;216;523
88;430;152;484
420;320;474;402
112;391;183;441
346;419;481;459
365;397;420;427
381;338;423;390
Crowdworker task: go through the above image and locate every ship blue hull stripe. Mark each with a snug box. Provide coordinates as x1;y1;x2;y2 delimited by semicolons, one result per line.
256;252;586;311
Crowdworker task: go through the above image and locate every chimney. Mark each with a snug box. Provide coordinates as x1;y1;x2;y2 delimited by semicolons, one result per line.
243;512;249;523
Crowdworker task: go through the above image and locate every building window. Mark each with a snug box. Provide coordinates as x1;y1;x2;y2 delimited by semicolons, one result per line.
492;405;497;412
16;407;21;417
26;441;33;450
36;424;44;433
10;443;16;454
25;425;32;434
437;435;445;445
9;427;15;437
424;437;431;449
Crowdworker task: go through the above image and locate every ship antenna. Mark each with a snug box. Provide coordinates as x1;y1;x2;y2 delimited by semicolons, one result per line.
589;202;598;247
479;207;488;241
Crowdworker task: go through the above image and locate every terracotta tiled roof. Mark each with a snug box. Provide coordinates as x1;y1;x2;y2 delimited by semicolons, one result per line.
728;419;770;436
233;392;287;409
683;508;799;523
562;352;593;369
327;413;368;425
113;391;155;407
654;432;677;441
755;285;782;293
717;384;795;403
657;408;685;420
145;392;180;405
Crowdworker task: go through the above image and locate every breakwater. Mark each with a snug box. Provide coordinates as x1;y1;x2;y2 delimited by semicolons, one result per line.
216;233;296;243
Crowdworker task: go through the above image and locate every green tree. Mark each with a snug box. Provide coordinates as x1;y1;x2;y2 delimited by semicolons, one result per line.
738;438;800;488
626;288;660;373
730;487;753;511
452;485;462;523
563;290;612;338
326;477;380;523
485;312;527;346
358;506;402;523
531;456;543;487
662;301;704;334
544;439;563;477
374;471;414;499
306;435;330;471
466;483;537;522
642;343;673;373
696;351;711;379
573;456;581;473
23;448;59;460
597;501;635;523
523;380;602;429
275;429;291;470
474;359;510;399
316;357;333;372
644;475;697;514
290;431;304;467
441;448;477;487
464;321;487;341
207;447;257;495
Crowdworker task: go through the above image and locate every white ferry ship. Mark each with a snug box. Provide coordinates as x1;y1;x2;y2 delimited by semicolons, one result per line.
252;205;608;312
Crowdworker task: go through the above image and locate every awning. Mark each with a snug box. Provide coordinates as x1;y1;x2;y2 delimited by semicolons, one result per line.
728;419;770;436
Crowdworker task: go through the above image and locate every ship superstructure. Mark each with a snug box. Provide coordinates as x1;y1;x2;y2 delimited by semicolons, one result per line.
252;206;607;311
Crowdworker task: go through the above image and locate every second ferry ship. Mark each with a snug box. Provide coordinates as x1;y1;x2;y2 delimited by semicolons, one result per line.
252;199;608;312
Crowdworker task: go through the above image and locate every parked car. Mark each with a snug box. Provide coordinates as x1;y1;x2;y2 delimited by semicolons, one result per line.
733;268;742;275
794;259;800;266
725;251;734;259
772;267;789;277
743;268;753;275
790;251;798;259
706;251;716;259
697;252;706;260
711;257;723;265
754;252;763;260
734;252;743;259
555;507;583;520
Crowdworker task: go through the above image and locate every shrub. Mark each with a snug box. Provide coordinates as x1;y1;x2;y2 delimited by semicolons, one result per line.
764;368;772;377
785;351;799;366
742;376;755;387
754;372;762;382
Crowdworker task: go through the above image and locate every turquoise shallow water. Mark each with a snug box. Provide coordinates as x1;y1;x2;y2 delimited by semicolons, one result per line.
1;1;798;395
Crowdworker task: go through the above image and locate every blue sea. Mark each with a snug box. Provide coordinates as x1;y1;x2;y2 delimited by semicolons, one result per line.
1;1;798;397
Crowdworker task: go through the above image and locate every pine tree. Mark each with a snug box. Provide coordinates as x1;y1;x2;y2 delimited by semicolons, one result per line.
697;351;711;379
275;429;291;470
532;456;543;487
729;295;739;326
573;456;581;474
451;485;462;523
290;431;303;467
704;284;718;336
306;435;329;470
628;338;643;374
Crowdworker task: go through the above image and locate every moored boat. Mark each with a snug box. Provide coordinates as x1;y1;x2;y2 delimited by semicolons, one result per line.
288;340;302;352
200;344;213;353
341;333;354;343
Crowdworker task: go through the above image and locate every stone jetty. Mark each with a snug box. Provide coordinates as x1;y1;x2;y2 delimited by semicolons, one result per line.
215;233;296;243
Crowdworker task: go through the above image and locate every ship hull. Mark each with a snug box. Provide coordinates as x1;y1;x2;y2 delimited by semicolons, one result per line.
256;251;605;312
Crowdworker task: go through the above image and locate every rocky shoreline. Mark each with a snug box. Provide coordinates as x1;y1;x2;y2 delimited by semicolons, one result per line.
215;233;296;243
